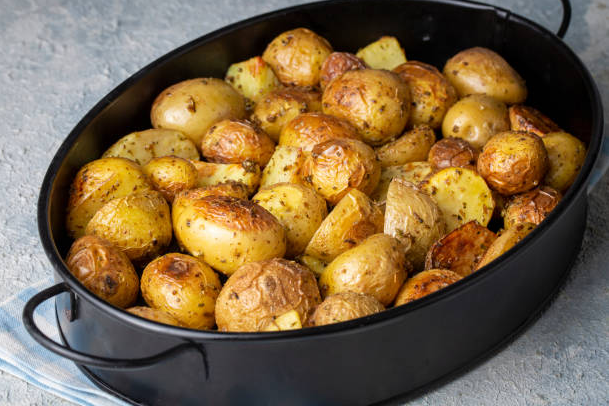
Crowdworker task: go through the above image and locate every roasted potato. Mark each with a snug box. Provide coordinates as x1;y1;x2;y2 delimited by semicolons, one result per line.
300;138;380;205
66;158;152;239
322;69;410;145
262;310;303;331
477;131;549;195
215;258;321;332
319;52;367;89
66;235;139;308
441;94;510;149
428;137;478;171
278;112;361;152
190;160;261;195
297;254;327;277
394;269;462;306
173;195;286;276
424;221;497;277
509;105;561;137
304;189;383;263
422;167;494;232
319;233;409;305
356;36;407;70
142;156;198;202
84;190;172;263
126;306;182;327
384;178;446;271
251;87;322;141
371;161;434;204
503;186;561;229
309;291;384;326
102;129;199;165
200;119;275;167
476;222;536;270
260;145;306;188
542;131;586;192
393;61;458;129
252;183;328;258
140;253;221;329
443;47;527;104
225;56;281;107
150;78;246;147
375;125;436;168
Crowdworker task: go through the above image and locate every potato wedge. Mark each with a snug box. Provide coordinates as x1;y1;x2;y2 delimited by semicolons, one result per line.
375;125;436;168
259;145;306;188
356;36;407;70
476;222;536;270
542;131;586;192
371;161;433;204
394;269;462;306
509;105;561;137
190;160;260;195
225;56;281;107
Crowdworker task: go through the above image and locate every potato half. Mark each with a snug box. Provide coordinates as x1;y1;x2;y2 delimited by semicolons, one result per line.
509;105;561;137
371;161;434;204
375;125;436;168
190;160;261;195
260;145;307;188
309;291;384;327
142;156;198;203
225;56;281;107
126;306;182;327
356;36;407;70
542;131;586;192
394;269;462;306
503;186;561;229
428;137;478;171
476;222;536;270
279;112;361;152
319;52;367;90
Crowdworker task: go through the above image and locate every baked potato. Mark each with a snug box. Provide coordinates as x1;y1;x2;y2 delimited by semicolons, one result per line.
319;233;409;305
173;195;286;275
356;36;407;70
66;235;139;308
150;78;246;147
127;307;182;326
394;269;462;306
300;138;380;205
428;137;478;171
393;61;458;129
509;105;561;137
542;131;587;192
260;145;306;188
190;160;261;195
141;253;221;329
476;222;536;270
252;183;328;258
371;161;434;204
215;258;321;332
477;131;549;195
322;69;410;145
375;125;436;168
142;156;198;202
278;112;361;152
225;56;281;107
443;47;527;104
309;291;384;327
319;52;367;90
503;186;561;229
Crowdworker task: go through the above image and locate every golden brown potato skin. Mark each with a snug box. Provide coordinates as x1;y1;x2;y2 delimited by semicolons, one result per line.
141;253;221;329
428;137;478;171
319;52;367;90
215;258;321;332
375;125;436;168
260;145;306;188
322;69;410;145
142;156;198;203
476;222;536;269
443;47;527;104
503;186;561;229
278;112;361;152
200;119;275;167
309;291;384;326
262;28;332;87
301;138;380;204
477;131;549;195
66;235;139;308
126;306;182;326
394;269;462;306
509;105;561;137
393;61;458;129
542;131;587;192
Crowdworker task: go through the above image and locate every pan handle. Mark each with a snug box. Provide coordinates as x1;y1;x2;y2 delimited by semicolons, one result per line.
22;283;202;370
556;0;571;39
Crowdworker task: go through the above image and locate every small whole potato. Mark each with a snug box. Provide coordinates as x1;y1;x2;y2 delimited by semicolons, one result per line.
394;269;462;306
477;131;549;195
428;137;478;171
322;69;411;145
200;119;275;167
66;235;139;308
150;78;246;147
443;47;527;104
262;28;333;87
319;52;367;89
300;138;381;205
503;186;561;229
393;61;458;129
142;156;198;202
441;94;510;149
542;131;587;192
319;233;409;305
509;105;561;137
173;195;286;275
278;112;361;152
215;258;321;332
126;306;182;327
375;125;436;168
309;291;384;327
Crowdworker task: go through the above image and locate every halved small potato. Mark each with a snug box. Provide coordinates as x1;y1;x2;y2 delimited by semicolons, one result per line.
476;222;536;270
262;310;303;331
375;125;436;168
356;36;407;70
191;160;261;195
542;131;586;192
371;161;434;204
503;186;561;229
260;145;307;188
142;156;198;203
509;105;561;137
225;56;281;107
394;269;462;306
309;291;384;327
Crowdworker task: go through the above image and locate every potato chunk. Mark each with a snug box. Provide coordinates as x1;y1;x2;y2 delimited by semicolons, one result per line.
225;56;281;107
356;36;407;70
375;125;436;168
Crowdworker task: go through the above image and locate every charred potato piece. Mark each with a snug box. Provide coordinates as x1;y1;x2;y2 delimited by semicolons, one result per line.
477;131;549;195
476;222;536;270
66;235;139;308
542;131;587;192
375;125;436;167
322;69;410;146
319;52;367;90
150;78;246;147
300;138;380;205
428;137;478;171
142;156;198;203
394;269;462;306
126;306;182;327
371;161;434;204
215;258;321;332
279;112;361;152
320;234;409;306
309;291;384;326
260;145;306;188
441;94;510;149
443;47;527;104
191;160;261;195
425;221;497;277
225;56;281;107
253;183;328;258
503;186;561;229
393;61;458;129
356;36;407;70
509;105;561;137
173;195;286;276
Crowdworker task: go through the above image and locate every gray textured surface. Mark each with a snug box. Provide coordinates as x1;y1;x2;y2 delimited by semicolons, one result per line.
0;0;607;404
